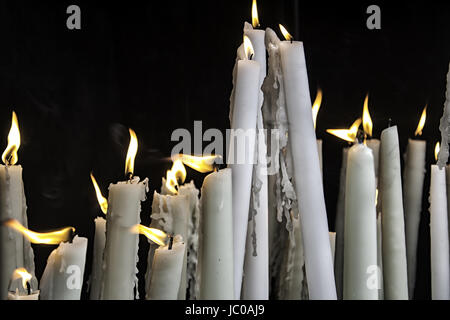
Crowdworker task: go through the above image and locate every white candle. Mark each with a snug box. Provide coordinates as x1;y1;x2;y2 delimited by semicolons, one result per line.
403;138;426;298
147;235;186;300
101;177;148;300
0;112;35;300
7;268;39;300
0;165;36;300
334;147;348;299
278;30;336;299
40;236;88;300
149;190;188;299
379;126;408;299
430;163;450;300
344;143;378;300
89;217;106;300
199;168;234;299
317;140;323;175
241;21;269;301
228;37;260;299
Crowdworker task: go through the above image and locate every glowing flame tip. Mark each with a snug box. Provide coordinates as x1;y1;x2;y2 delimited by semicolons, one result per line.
414;105;427;136
125;128;138;177
251;0;259;28
279;24;293;41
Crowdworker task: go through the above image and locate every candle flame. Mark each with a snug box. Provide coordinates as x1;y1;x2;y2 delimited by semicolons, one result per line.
312;88;323;130
414;105;427;136
243;35;254;60
279;24;292;41
326;118;362;143
12;268;32;290
435;142;440;162
90;173;108;214
165;159;187;194
125;128;138;177
362;94;373;137
2;111;20;165
4;219;74;245
251;0;259;28
131;224;167;246
175;154;221;173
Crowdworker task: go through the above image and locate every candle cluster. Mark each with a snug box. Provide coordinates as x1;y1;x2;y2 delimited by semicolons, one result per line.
1;0;450;301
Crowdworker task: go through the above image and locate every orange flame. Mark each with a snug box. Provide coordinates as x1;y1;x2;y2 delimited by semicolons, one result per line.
125;128;138;176
279;24;293;41
4;219;74;245
131;224;167;246
90;173;108;214
414;105;427;136
12;268;32;290
2;111;20;165
326;118;362;143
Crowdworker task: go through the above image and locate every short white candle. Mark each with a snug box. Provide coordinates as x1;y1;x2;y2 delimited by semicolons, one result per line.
102;177;148;300
344;143;378;300
199;168;234;299
147;235;186;300
40;236;88;300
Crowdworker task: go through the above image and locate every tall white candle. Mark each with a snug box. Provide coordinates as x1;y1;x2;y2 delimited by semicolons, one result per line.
344;143;378;300
199;168;234;299
101;177;148;300
334;147;348;299
40;236;88;300
278;29;336;299
379;126;408;299
89;217;106;300
403;138;426;298
228;37;260;299
430;162;450;300
147;235;186;300
241;21;269;301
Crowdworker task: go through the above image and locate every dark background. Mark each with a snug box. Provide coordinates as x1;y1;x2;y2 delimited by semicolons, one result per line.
0;0;449;299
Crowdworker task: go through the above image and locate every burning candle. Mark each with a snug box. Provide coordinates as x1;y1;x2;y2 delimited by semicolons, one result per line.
277;24;336;300
5;219;86;300
344;142;378;300
327;118;361;299
88;173;108;300
136;226;185;300
379;125;408;299
102;129;148;300
430;142;450;300
241;1;269;300
0;112;35;300
149;155;207;299
7;268;39;300
228;35;260;299
403;106;427;298
199;168;234;299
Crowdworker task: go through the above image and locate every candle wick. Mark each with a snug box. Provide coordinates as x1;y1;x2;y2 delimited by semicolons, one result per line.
388;118;392;128
356;129;365;144
26;281;31;295
126;172;133;183
168;236;174;250
68;229;75;243
249;53;254;61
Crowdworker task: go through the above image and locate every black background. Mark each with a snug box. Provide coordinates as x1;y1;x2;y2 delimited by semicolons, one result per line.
0;0;449;300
